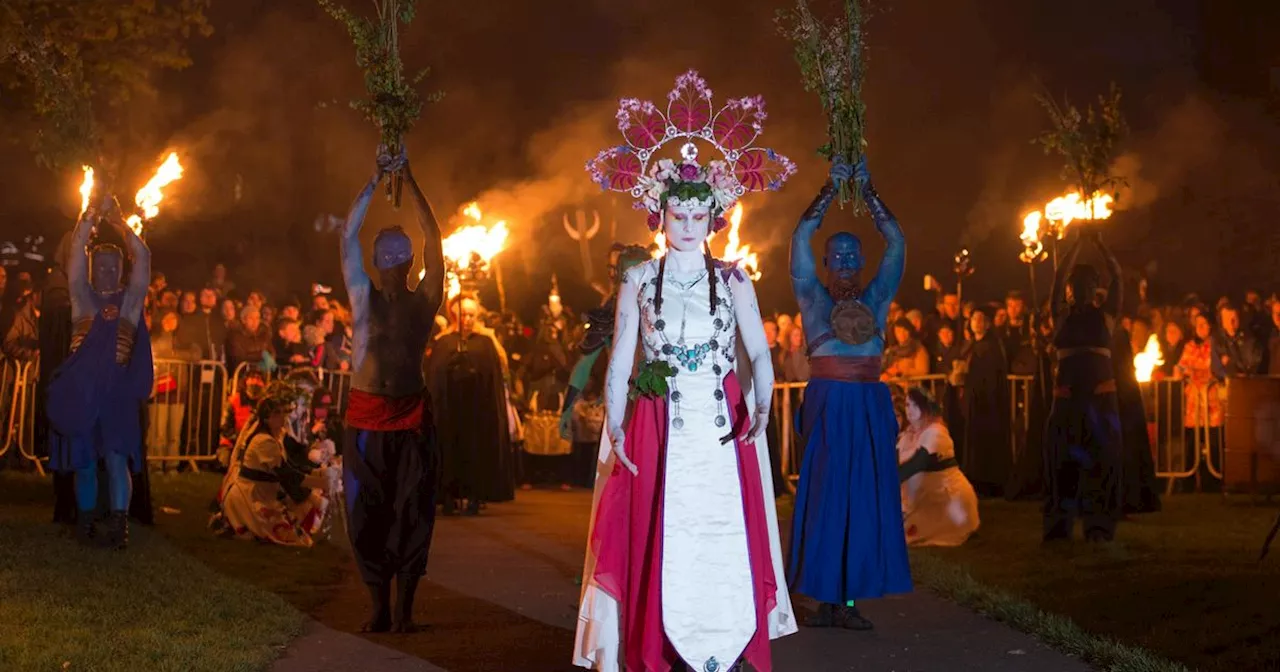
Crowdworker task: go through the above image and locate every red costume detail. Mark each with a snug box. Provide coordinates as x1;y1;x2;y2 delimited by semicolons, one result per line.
345;389;432;432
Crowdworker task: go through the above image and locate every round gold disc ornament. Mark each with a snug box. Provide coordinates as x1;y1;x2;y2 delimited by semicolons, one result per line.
830;300;878;346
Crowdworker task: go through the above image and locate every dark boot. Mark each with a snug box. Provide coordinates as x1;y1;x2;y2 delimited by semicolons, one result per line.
101;511;129;550
391;573;424;633
804;602;837;628
75;509;96;547
837;603;874;630
464;498;481;516
360;582;392;633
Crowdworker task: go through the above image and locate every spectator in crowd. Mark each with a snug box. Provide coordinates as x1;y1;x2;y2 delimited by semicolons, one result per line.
956;307;1010;497
275;318;310;366
778;322;810;383
150;310;199;472
227;304;273;373
1176;313;1224;491
2;288;39;361
1212;305;1261;378
1159;320;1186;379
221;297;239;330
210;263;235;298
883;318;929;380
176;287;227;360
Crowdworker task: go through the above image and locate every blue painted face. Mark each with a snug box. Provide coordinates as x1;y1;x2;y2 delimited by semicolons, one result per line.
823;233;864;279
373;229;413;271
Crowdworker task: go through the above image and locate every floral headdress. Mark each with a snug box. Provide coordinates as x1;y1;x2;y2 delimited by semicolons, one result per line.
587;70;797;233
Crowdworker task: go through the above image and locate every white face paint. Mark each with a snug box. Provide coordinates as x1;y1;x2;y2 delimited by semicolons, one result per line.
905;399;923;425
548;294;562;317
663;201;712;253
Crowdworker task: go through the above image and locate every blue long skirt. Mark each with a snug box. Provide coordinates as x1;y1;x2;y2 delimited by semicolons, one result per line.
787;378;913;603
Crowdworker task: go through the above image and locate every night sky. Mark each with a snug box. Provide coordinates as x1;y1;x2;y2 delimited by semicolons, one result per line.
2;0;1277;318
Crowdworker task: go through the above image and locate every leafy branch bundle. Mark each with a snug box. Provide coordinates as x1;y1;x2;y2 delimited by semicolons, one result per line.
777;0;869;209
1034;82;1128;222
317;0;442;206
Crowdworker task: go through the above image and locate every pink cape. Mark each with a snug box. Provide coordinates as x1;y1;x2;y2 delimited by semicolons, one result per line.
588;371;776;672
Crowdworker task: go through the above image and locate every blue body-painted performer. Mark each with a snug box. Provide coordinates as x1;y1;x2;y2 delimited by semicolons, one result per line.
46;196;153;549
340;147;445;633
787;157;912;629
1043;230;1124;542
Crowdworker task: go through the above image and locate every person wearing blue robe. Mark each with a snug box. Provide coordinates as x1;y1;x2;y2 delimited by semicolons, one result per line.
787;156;912;629
46;196;153;549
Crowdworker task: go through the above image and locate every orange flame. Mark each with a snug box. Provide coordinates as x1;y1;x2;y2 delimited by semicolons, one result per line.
1042;191;1113;234
1134;334;1164;383
78;166;94;215
421;202;508;299
1019;211;1045;262
719;203;761;280
125;152;184;235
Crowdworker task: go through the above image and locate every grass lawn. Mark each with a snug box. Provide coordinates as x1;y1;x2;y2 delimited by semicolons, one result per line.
0;471;350;672
910;495;1280;672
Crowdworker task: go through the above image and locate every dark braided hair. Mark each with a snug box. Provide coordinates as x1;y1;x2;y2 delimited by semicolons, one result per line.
704;240;717;315
654;254;667;315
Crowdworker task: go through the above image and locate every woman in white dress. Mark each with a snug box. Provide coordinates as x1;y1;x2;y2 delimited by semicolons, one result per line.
897;387;980;547
575;70;797;672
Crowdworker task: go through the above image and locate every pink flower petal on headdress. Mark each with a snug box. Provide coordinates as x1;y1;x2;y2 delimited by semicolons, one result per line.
712;97;766;151
618;99;666;149
587;148;645;192
733;148;797;193
668;71;713;134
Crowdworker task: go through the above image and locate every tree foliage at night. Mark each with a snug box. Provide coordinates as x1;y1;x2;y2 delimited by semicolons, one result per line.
1035;83;1129;209
0;0;212;170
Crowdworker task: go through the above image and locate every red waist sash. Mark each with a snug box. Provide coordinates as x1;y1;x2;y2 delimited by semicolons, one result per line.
345;389;432;432
809;356;882;383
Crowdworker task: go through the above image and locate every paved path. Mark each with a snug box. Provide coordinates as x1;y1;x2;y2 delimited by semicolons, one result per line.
272;490;1091;672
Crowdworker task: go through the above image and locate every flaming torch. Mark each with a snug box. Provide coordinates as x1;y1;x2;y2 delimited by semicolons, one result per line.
125;152;185;236
719;203;761;281
1133;334;1164;384
1036;190;1113;269
79;166;95;216
433;202;509;343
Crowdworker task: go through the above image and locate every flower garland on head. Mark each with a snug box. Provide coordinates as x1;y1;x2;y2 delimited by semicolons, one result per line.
587;70;796;317
638;156;741;233
586;69;796;233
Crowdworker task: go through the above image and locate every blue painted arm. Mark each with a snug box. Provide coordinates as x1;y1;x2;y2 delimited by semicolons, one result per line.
403;163;445;313
790;180;836;311
68;204;96;321
860;176;906;312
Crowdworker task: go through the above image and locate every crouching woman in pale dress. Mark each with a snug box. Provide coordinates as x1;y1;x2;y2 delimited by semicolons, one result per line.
210;382;342;547
898;387;980;547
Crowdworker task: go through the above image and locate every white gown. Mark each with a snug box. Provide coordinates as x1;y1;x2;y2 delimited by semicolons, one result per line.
574;260;796;671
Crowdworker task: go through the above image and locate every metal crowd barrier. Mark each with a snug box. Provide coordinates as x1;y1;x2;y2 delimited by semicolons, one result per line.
1;358;39;472
1147;378;1223;490
769;373;1202;491
149;358;229;469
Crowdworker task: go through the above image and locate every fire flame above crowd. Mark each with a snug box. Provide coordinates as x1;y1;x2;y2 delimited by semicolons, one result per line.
1018;191;1114;262
653;203;761;280
417;201;510;299
77;152;186;236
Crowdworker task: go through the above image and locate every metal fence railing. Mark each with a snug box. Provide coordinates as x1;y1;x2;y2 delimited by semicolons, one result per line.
769;373;1228;492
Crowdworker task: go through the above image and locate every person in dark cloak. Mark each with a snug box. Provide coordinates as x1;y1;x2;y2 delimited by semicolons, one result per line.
1004;312;1054;500
427;293;514;514
1043;230;1125;542
339;147;445;633
46;196;153;548
1111;319;1161;514
957;306;1010;497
